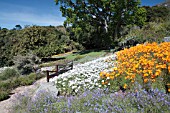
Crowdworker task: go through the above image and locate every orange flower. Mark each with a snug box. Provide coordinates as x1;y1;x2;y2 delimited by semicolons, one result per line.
168;66;170;72
110;76;114;80
160;64;167;69
144;78;149;83
100;42;170;90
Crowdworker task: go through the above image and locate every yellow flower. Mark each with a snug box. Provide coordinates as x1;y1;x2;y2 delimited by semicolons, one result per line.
168;66;170;72
113;67;118;71
110;76;114;80
143;73;149;77
148;70;152;74
160;64;167;69
106;73;110;77
123;84;127;89
155;70;161;76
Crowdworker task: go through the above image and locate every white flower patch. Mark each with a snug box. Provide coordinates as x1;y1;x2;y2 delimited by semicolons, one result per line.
50;54;116;93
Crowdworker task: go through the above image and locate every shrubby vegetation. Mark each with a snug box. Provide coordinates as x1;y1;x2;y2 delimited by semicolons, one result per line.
117;4;170;48
13;53;41;75
0;68;44;101
0;26;83;67
0;68;19;80
144;5;169;23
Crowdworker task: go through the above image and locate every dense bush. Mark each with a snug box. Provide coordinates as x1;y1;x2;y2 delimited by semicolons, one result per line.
143;6;169;23
0;90;10;101
0;68;19;80
122;21;170;45
13;53;41;75
0;26;83;67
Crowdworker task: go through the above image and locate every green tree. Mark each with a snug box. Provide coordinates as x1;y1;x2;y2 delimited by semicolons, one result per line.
15;24;22;30
0;25;83;67
55;0;146;48
143;6;169;23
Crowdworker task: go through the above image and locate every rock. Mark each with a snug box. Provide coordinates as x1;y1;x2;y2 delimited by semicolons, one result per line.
163;37;170;42
31;82;58;102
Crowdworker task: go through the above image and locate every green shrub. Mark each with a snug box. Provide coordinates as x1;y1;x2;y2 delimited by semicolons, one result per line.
17;76;33;86
0;81;12;90
0;72;44;101
0;90;10;101
123;21;170;46
16;73;43;86
0;68;19;80
13;53;41;75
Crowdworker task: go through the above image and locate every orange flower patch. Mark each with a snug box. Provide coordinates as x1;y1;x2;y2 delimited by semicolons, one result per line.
100;42;170;91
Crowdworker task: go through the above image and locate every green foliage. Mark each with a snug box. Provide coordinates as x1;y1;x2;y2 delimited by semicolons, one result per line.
0;29;16;67
123;20;170;45
13;53;41;75
143;6;169;23
0;25;83;67
0;90;10;101
0;68;19;80
56;0;146;49
0;72;44;101
74;55;84;61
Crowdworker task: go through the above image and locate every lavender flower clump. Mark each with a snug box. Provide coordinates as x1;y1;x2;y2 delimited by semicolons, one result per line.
13;86;170;113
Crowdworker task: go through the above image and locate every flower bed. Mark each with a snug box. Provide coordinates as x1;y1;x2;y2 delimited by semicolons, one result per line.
50;55;116;95
14;85;170;113
100;42;170;93
12;45;170;112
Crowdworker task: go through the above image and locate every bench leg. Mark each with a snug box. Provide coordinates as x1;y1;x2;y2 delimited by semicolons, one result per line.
47;71;49;82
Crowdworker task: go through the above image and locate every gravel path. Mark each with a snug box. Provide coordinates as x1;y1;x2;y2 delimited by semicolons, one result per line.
0;78;57;113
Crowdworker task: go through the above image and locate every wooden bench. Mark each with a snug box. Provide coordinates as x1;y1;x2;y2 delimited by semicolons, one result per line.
46;61;73;82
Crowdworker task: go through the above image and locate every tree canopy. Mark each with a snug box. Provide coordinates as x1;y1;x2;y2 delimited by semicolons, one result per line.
55;0;146;48
143;6;169;23
0;25;83;67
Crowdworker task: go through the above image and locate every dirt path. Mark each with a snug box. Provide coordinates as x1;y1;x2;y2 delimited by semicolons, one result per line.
0;78;47;113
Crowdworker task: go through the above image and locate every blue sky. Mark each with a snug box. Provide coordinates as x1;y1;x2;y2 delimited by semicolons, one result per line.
0;0;165;29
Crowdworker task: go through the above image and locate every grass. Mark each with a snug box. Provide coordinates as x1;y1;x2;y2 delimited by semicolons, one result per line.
39;50;110;67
